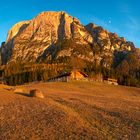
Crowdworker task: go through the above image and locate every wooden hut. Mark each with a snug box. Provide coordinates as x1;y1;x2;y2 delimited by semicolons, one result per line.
104;78;118;85
48;70;88;82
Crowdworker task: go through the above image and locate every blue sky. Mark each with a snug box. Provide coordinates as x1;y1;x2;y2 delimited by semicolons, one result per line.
0;0;140;47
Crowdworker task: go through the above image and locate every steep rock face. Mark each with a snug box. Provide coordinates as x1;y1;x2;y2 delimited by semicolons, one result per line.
6;21;30;43
3;11;93;63
1;21;30;64
85;23;134;51
84;23;135;67
1;11;135;66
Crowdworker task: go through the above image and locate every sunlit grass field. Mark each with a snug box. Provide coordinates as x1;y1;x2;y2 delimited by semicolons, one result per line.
0;81;140;139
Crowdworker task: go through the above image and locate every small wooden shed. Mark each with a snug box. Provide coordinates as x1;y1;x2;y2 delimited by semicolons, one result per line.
104;78;118;85
48;70;88;82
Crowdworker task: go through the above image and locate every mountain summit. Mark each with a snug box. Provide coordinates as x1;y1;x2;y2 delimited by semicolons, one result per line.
0;11;135;66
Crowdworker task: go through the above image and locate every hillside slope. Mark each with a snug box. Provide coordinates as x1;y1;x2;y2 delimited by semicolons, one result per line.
0;82;140;139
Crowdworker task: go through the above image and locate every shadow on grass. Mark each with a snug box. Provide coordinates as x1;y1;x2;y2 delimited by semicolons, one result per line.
14;92;31;97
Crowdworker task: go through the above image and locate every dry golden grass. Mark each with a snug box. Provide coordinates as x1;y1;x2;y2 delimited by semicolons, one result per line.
0;81;140;140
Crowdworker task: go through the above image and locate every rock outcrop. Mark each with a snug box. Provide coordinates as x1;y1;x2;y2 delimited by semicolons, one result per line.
6;21;30;43
30;89;44;99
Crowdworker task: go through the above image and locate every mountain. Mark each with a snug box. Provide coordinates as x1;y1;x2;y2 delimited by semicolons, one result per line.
0;11;140;87
0;11;136;66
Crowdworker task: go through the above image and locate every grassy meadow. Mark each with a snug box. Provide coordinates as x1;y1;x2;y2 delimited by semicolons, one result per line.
0;81;140;139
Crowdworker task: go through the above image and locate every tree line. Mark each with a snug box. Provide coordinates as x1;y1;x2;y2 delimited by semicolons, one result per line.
1;62;71;86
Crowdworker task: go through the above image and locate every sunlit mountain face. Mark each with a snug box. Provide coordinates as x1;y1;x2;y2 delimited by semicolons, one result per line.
0;11;139;88
0;0;140;48
0;11;135;64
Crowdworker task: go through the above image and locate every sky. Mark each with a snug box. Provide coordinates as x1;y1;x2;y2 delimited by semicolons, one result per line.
0;0;140;47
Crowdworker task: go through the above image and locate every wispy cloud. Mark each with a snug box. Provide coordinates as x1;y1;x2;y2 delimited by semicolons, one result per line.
119;3;132;14
126;16;140;31
117;2;140;47
124;16;140;47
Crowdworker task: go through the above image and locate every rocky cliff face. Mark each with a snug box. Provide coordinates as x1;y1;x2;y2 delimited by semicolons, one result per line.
6;21;31;43
85;23;133;51
1;21;30;64
0;11;135;66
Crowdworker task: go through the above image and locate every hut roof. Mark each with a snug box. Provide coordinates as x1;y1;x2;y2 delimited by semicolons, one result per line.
50;70;88;79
